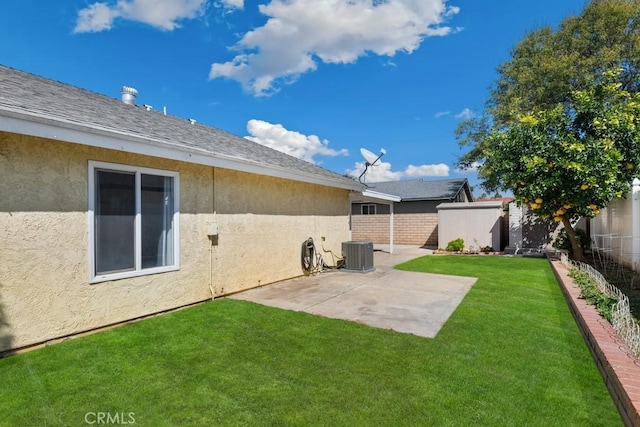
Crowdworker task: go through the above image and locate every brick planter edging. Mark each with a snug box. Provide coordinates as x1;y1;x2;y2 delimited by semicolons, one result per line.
549;259;640;427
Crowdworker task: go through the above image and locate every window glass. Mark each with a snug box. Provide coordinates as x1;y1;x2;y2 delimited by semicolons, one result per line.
141;174;174;269
95;170;135;274
362;204;376;215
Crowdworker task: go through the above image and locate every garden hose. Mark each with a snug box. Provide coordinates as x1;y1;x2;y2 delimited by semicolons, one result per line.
301;237;321;274
301;237;344;274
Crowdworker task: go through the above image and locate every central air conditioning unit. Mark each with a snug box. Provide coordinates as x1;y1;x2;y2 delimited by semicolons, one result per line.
341;241;375;273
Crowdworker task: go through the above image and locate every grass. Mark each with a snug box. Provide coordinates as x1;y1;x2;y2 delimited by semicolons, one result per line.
0;256;621;426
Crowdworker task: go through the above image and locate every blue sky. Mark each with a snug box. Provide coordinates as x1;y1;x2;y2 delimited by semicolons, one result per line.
0;0;586;190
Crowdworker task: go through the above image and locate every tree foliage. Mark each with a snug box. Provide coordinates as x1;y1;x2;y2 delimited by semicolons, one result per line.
486;70;640;215
457;0;640;260
492;0;640;123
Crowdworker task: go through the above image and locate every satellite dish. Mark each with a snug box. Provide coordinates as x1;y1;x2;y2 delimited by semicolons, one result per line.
358;147;386;184
360;148;380;165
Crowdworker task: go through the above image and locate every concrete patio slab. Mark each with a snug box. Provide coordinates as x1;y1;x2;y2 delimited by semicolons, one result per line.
228;245;477;338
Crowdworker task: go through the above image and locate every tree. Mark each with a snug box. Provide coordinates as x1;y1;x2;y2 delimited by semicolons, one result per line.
492;0;640;123
457;0;640;261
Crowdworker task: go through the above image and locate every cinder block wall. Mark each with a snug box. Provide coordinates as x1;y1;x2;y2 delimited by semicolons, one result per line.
352;214;390;242
351;213;438;247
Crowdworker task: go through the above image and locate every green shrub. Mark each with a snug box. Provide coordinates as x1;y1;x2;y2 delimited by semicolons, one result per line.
446;238;465;252
568;269;617;322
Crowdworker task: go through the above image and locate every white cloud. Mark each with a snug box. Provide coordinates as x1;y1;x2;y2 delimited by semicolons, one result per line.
404;163;450;177
434;111;451;118
347;161;404;183
220;0;243;8
245;119;348;164
455;107;475;120
210;0;461;96
455;161;482;173
74;3;119;33
74;0;228;33
347;160;450;183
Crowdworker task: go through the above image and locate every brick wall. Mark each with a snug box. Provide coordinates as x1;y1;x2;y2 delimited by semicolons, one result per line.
352;213;439;247
551;259;640;426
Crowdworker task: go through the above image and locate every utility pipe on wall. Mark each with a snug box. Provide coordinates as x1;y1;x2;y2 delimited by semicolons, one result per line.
389;202;394;254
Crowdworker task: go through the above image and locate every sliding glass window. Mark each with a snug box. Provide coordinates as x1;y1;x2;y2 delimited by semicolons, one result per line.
89;162;179;282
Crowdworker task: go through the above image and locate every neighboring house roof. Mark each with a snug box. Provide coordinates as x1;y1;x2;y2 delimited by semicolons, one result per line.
475;197;514;206
0;65;363;192
361;178;474;202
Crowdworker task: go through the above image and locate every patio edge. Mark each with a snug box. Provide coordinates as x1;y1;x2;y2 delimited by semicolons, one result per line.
549;258;640;427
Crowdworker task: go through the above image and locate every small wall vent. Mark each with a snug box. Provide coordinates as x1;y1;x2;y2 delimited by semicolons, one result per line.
341;241;374;273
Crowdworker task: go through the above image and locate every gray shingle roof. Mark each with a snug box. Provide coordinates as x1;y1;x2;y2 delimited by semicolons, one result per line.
0;65;362;191
365;178;472;201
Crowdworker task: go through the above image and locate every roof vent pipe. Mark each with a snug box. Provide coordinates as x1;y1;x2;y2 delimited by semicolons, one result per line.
121;86;138;105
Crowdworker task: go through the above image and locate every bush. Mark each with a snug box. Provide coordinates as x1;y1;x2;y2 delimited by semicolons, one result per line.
446;238;465;252
568;269;618;322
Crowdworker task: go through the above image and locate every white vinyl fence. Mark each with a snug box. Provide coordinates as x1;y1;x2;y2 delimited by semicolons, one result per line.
591;178;640;271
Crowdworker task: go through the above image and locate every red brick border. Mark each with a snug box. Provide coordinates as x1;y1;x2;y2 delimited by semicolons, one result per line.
550;259;640;427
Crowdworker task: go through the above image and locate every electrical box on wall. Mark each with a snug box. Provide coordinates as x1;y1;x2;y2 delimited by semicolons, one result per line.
207;222;218;237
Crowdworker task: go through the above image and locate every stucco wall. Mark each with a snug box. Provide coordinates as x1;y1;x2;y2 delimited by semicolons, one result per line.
212;168;349;295
0;132;350;352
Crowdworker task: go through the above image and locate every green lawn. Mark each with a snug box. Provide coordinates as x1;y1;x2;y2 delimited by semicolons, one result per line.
0;256;621;426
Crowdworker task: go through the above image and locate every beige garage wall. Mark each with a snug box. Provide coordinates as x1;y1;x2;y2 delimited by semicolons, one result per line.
0;132;350;352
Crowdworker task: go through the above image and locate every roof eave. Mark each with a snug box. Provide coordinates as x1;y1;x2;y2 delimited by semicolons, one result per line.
401;197;450;202
360;189;401;202
0;110;364;192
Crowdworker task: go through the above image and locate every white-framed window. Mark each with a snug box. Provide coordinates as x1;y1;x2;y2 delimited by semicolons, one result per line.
88;161;180;283
361;204;377;215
